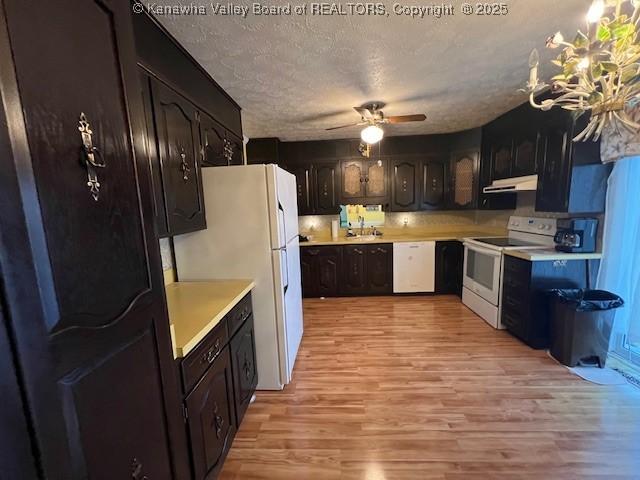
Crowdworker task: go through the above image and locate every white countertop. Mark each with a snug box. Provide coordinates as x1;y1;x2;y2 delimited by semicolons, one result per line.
504;249;603;262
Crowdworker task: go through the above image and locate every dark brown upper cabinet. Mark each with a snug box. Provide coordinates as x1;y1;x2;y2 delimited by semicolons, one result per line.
0;0;187;477
140;71;169;237
133;10;242;138
535;110;610;213
314;162;340;214
340;158;388;205
289;164;314;215
391;158;419;211
449;149;478;209
199;112;226;166
364;159;389;204
246;137;280;165
341;159;366;202
490;137;514;180
199;113;244;167
420;157;447;210
512;131;539;177
152;80;206;236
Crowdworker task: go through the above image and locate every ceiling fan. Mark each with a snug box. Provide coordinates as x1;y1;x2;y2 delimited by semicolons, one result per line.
326;102;426;144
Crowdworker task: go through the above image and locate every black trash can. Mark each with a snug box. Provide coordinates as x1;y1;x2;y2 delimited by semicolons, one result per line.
548;289;624;368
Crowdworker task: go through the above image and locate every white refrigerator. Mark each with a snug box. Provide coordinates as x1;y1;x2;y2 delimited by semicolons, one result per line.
173;165;303;390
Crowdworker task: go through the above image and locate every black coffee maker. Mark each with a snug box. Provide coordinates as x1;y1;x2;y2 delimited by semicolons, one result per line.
554;218;598;253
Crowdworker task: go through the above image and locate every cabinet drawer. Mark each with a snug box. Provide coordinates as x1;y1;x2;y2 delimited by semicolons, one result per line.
227;293;253;336
181;320;229;393
501;308;527;339
502;290;528;312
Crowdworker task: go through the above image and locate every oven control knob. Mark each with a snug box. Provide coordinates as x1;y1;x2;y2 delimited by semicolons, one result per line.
538;225;544;229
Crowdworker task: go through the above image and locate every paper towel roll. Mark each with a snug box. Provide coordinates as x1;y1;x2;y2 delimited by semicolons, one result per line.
331;219;339;239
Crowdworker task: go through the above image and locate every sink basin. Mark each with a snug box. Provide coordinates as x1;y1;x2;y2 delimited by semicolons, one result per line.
345;235;379;242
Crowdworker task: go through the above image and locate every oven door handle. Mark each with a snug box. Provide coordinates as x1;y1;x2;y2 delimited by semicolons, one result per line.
463;242;503;258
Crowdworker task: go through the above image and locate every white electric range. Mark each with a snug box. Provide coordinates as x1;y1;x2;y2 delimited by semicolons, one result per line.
461;216;557;329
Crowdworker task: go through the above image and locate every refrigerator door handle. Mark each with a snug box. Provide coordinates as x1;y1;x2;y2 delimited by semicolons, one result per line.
283;248;289;294
278;201;286;247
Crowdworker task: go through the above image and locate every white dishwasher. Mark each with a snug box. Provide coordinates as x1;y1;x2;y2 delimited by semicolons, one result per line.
393;241;436;293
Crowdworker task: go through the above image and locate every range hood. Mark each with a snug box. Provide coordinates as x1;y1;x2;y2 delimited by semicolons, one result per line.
483;174;538;194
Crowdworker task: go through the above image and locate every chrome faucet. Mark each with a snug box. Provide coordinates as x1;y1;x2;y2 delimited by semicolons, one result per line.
359;216;365;236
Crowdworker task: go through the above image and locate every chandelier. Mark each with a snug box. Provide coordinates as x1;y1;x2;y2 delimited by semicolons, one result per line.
526;0;640;141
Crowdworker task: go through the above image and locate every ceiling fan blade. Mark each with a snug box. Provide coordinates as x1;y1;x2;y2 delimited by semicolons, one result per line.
385;114;426;124
354;106;374;120
325;122;364;131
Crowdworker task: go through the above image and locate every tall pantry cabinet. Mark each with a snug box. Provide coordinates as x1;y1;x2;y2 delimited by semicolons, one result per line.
0;1;187;478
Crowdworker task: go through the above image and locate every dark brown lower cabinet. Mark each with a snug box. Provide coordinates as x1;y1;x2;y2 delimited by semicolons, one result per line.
301;244;393;297
230;315;258;426
186;347;236;480
342;245;368;295
301;246;342;298
502;255;598;349
435;241;464;296
180;293;257;479
366;244;394;295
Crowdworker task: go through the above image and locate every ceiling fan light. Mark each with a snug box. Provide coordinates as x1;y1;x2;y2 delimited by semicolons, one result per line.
361;125;384;144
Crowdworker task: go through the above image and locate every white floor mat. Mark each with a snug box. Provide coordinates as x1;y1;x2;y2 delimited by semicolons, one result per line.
567;365;628;385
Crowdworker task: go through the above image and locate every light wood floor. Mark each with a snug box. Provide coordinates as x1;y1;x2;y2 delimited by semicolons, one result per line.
220;296;640;479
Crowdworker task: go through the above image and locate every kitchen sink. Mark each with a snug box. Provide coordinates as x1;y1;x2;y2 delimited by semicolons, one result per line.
345;234;379;242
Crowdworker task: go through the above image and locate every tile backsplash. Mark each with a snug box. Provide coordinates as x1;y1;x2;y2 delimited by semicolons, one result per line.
299;192;605;248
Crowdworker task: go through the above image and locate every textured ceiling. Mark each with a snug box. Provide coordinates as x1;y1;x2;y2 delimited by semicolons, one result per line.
154;0;589;141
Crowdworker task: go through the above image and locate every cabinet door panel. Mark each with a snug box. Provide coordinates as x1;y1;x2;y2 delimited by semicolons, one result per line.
366;244;393;294
364;159;388;203
230;316;258;426
139;71;169;237
450;150;477;209
186;348;236;480
421;159;445;209
152;81;206;235
392;160;418;211
199;112;226;167
435;241;463;295
513;134;538;177
317;248;341;297
0;0;181;477
300;249;317;298
536;126;570;212
292;165;313;215
491;139;513;180
315;163;339;214
342;246;367;295
341;160;365;202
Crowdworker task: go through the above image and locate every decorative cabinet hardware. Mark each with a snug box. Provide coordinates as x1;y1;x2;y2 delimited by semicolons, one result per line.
179;148;190;181
131;458;148;480
222;137;234;163
243;353;252;381
202;338;221;364
212;402;224;439
78;113;106;201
